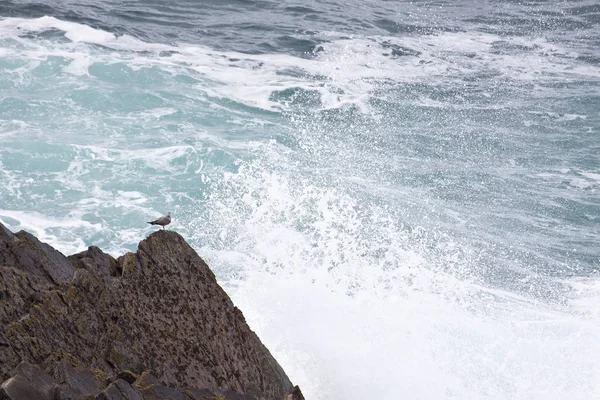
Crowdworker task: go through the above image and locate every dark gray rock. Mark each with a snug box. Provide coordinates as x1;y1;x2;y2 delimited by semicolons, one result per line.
0;362;54;400
54;386;84;400
0;333;9;347
95;379;143;400
138;384;189;400
0;224;18;245
182;388;215;400
0;264;53;381
0;223;300;400
133;372;160;388
115;371;138;385
53;359;103;398
223;389;259;400
0;222;75;285
107;341;145;375
284;386;305;400
68;246;119;279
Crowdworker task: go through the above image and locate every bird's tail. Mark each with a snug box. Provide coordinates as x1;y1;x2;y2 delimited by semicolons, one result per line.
147;221;154;225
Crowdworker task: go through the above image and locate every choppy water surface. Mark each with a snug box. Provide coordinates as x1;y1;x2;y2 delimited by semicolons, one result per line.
1;1;599;399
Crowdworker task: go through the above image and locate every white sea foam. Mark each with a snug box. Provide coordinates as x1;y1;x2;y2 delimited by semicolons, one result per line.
580;171;600;183
0;16;171;51
0;209;100;254
193;147;600;400
564;170;600;190
64;55;92;76
1;15;599;400
127;108;178;120
2;16;598;114
0;120;29;139
69;144;197;171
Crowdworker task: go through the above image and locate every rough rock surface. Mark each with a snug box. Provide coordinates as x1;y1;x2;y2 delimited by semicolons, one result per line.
0;362;55;400
0;224;75;285
0;222;304;400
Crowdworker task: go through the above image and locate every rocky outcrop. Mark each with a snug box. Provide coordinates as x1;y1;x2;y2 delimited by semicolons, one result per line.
0;224;75;285
0;222;303;400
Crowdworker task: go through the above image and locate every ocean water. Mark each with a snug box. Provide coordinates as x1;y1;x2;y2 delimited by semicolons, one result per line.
0;0;599;398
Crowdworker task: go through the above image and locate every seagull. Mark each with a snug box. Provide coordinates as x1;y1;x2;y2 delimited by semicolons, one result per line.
147;212;171;230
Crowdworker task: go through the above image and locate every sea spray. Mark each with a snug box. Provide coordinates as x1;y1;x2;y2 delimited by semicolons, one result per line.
1;6;599;399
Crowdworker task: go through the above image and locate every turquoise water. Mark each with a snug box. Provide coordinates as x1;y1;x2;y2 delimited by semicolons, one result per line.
0;2;599;399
